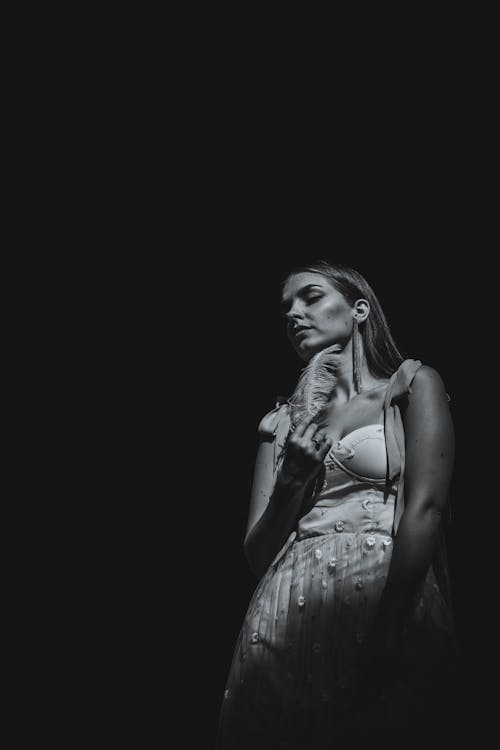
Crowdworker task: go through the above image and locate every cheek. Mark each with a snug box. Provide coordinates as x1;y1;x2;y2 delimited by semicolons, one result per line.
323;301;351;328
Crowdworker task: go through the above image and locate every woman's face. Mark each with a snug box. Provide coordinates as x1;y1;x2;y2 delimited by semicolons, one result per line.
281;272;355;361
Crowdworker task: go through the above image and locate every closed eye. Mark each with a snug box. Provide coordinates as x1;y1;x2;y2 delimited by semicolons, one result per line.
282;295;323;326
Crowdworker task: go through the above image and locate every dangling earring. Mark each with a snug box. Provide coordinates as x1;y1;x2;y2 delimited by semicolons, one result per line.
352;318;363;394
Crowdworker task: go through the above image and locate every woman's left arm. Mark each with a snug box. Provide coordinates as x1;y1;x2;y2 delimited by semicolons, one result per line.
364;365;455;665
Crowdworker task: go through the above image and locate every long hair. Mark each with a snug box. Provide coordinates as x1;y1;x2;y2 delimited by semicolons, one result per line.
282;259;404;378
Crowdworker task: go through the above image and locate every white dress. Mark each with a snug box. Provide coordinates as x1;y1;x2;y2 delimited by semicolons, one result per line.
216;362;460;750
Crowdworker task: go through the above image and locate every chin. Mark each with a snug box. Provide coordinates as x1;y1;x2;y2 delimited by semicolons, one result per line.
295;340;326;362
296;338;344;362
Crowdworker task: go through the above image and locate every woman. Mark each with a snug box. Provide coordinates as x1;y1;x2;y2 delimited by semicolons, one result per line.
215;261;460;750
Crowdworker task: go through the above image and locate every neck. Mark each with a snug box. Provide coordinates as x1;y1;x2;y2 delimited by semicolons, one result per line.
330;340;379;401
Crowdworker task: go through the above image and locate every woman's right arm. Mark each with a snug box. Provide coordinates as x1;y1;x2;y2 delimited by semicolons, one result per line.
243;440;307;578
244;414;331;578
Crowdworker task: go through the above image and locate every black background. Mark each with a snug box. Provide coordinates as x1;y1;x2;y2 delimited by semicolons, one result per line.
82;81;489;745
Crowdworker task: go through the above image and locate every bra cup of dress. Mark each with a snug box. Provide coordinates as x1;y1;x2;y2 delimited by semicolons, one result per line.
330;424;387;480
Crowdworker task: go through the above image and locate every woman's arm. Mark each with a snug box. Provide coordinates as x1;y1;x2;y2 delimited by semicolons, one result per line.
243;440;308;578
244;415;332;578
368;365;455;655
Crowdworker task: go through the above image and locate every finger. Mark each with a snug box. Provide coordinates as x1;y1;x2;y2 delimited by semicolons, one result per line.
302;423;322;443
312;429;327;445
317;434;332;455
315;439;333;459
293;413;318;438
320;437;333;456
310;432;326;451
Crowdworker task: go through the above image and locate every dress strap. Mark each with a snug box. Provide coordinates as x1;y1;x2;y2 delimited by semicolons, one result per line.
383;359;422;532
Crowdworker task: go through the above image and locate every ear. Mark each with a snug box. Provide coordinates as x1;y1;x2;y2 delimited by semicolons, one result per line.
352;299;370;323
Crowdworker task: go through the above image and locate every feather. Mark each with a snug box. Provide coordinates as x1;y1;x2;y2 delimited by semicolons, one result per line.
288;343;343;429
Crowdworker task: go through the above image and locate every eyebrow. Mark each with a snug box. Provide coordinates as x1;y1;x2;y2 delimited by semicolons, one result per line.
280;284;324;312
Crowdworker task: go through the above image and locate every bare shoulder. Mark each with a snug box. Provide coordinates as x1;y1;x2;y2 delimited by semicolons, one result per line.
402;364;455;470
410;365;448;401
403;364;452;428
258;402;291;441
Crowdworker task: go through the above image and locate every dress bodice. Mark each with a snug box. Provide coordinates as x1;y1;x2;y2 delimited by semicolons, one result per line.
297;423;397;540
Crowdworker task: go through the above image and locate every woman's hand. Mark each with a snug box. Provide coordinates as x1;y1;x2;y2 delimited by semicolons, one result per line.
280;414;332;485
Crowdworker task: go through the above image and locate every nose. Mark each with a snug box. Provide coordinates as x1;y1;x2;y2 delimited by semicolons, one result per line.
285;305;305;329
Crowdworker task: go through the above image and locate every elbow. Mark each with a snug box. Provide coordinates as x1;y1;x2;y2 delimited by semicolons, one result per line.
243;533;262;578
245;555;264;580
403;495;445;528
245;555;266;581
244;532;267;579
